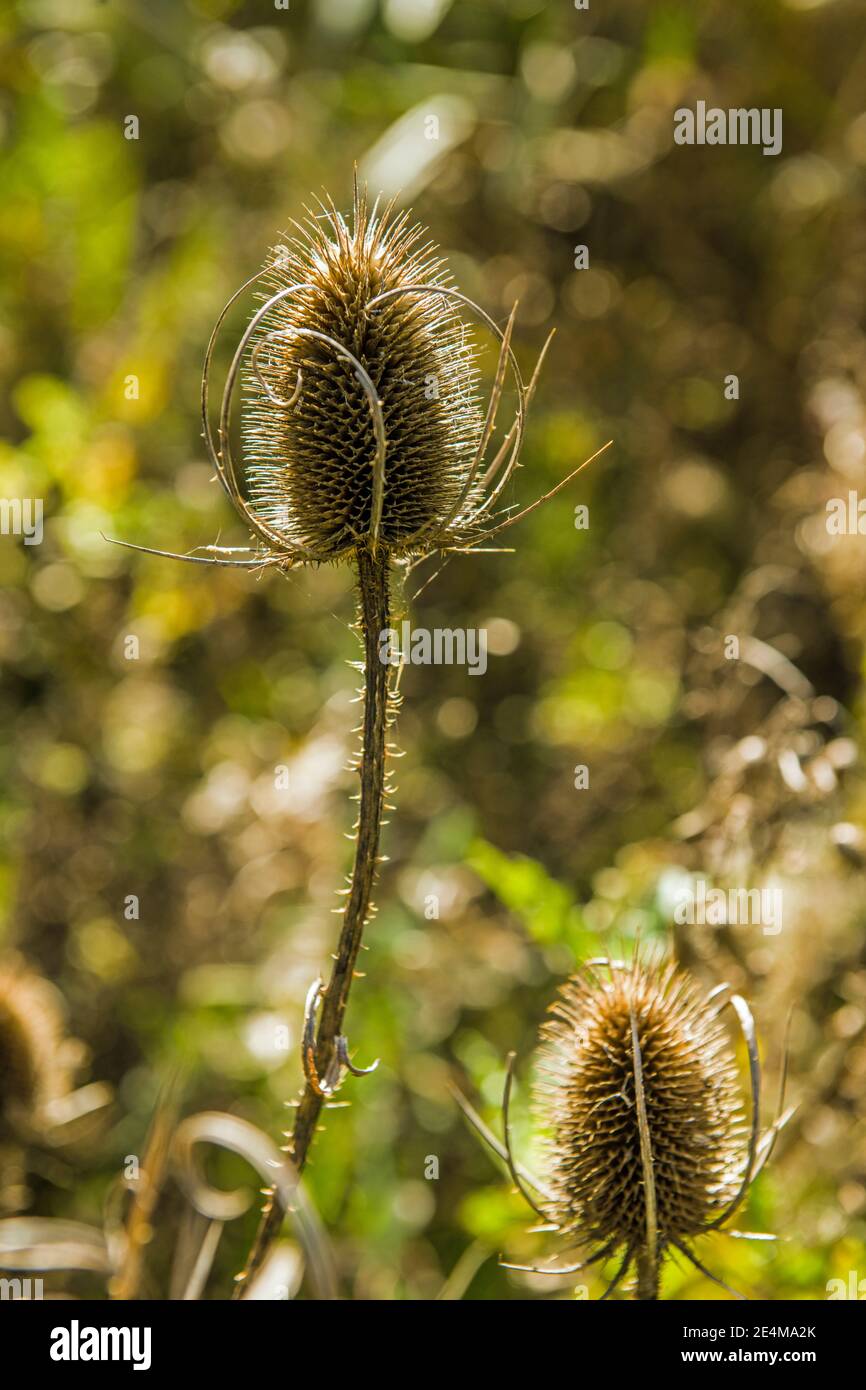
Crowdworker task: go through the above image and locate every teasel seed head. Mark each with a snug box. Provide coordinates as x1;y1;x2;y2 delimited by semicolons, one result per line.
534;959;748;1260
240;181;483;561
110;173;606;576
0;958;78;1137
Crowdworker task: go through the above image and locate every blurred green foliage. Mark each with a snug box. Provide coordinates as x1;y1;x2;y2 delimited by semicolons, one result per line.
1;0;865;1300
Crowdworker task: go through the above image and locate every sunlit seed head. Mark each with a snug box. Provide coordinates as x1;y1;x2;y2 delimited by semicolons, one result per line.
240;184;483;560
534;960;747;1253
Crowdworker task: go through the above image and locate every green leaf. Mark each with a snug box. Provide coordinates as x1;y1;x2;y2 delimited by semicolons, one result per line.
466;839;588;949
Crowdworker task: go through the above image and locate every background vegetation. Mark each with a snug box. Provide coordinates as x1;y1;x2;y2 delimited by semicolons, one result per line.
1;0;865;1299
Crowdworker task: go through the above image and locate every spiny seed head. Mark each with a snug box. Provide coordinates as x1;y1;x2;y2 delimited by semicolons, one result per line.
241;184;483;561
0;960;76;1136
534;960;747;1255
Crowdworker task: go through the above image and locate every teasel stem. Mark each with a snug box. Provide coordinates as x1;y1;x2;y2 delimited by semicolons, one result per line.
235;544;391;1296
636;1249;659;1301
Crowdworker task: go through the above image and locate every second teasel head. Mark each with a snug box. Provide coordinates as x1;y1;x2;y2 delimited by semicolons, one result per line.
482;954;788;1298
535;960;747;1256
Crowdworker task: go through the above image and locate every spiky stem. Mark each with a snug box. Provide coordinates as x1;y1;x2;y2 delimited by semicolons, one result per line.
234;544;390;1296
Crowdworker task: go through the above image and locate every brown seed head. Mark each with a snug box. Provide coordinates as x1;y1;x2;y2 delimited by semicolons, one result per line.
241;184;483;560
534;960;747;1256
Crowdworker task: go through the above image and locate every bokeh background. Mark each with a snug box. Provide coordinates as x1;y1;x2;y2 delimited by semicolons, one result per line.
1;0;866;1300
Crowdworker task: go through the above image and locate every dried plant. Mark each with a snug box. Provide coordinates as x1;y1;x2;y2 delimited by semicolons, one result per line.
107;175;606;1295
456;953;792;1299
0;1094;335;1301
0;957;79;1141
0;954;111;1224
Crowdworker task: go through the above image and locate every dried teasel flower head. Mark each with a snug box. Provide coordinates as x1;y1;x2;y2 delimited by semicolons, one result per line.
480;955;789;1299
200;174;584;571
109;175;606;575
0;957;80;1138
537;960;746;1248
241;184;484;559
